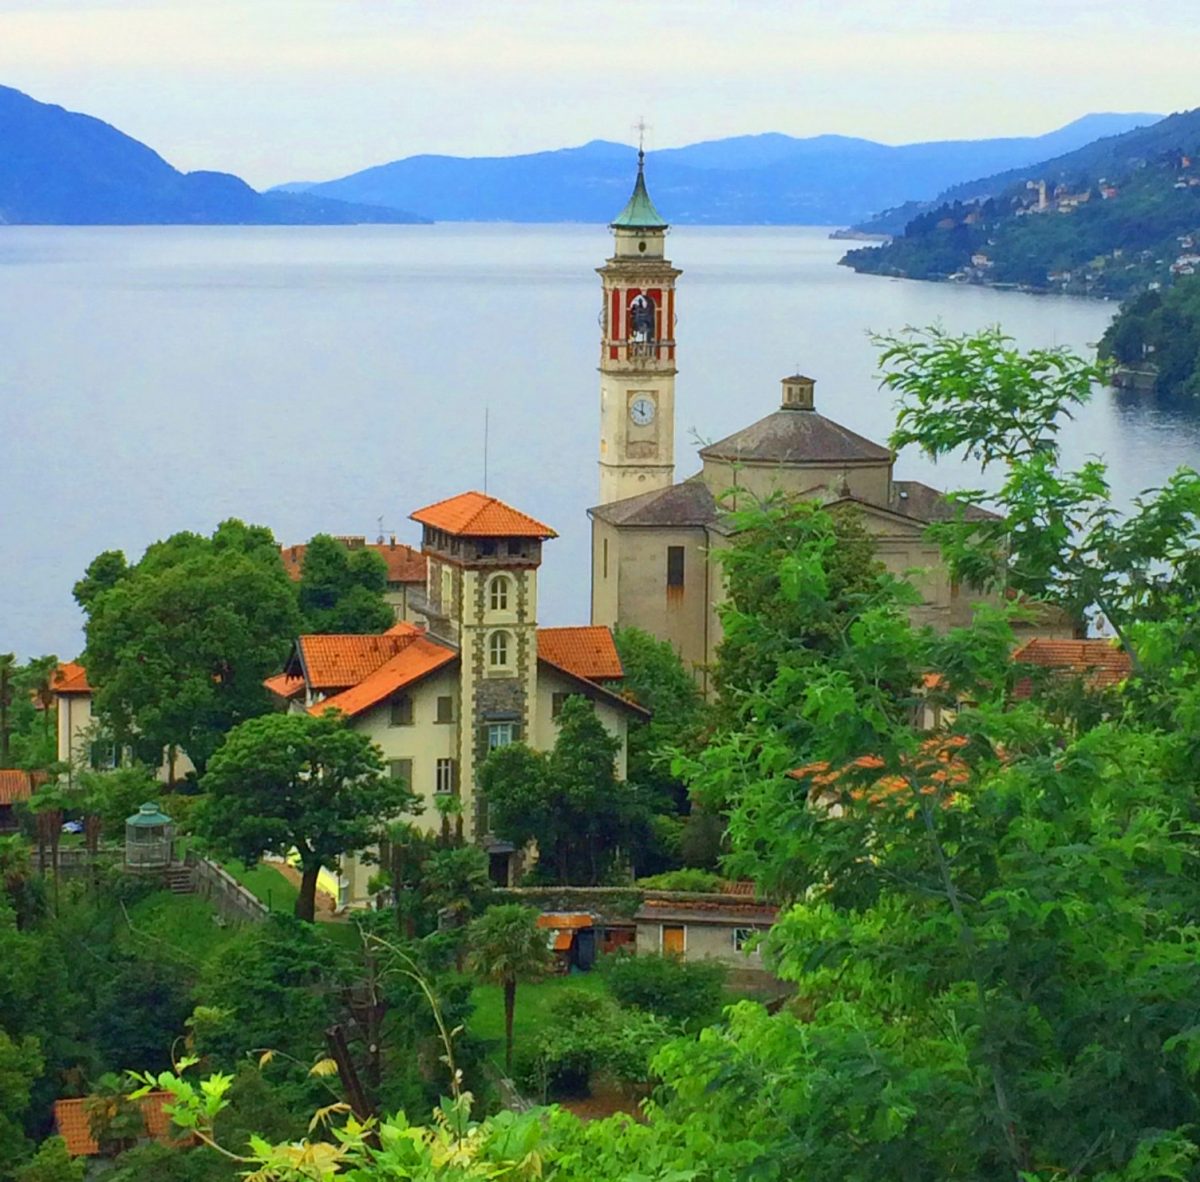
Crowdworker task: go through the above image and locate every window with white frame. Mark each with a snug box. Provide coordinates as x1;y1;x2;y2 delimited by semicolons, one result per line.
488;630;511;669
487;722;515;751
435;758;457;795
489;575;511;612
733;927;762;954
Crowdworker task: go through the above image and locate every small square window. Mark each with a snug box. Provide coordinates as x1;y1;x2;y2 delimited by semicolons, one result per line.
733;927;761;954
436;695;454;723
390;695;413;726
487;723;515;750
388;758;413;786
551;691;571;719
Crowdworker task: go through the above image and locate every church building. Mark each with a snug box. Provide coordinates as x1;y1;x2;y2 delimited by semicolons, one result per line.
587;155;1004;692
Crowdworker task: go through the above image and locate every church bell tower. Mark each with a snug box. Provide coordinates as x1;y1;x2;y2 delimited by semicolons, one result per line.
596;143;681;506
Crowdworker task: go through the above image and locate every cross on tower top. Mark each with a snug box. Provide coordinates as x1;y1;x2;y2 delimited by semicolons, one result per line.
632;116;651;165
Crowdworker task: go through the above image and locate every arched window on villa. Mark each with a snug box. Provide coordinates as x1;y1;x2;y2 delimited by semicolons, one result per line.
489;575;511;612
488;630;511;670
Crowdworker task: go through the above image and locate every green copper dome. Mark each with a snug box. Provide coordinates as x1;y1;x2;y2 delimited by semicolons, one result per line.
611;151;668;230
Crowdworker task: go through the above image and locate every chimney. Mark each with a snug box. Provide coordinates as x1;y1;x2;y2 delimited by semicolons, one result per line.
390;534;396;549
781;374;815;410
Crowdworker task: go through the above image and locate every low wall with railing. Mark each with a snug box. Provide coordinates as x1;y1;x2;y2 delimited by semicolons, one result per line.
186;850;268;924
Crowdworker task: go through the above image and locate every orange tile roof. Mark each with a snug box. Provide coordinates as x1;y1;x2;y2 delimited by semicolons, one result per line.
310;635;457;720
0;770;38;806
410;491;557;539
54;1092;180;1157
280;539;427;584
536;913;594;930
296;624;428;690
537;627;624;682
263;673;306;700
1011;638;1131;698
52;661;93;695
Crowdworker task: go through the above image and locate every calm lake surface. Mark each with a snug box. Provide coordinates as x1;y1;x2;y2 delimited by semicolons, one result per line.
3;223;1199;658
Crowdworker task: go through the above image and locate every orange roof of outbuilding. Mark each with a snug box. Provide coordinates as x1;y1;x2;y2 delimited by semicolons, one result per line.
310;636;457;719
1011;638;1131;697
54;1092;181;1157
53;661;93;695
537;627;624;682
410;491;557;539
263;673;306;701
536;913;594;930
280;539;427;584
296;624;430;690
0;769;41;806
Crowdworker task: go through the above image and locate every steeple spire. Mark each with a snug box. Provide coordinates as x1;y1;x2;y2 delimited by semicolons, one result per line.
611;120;668;231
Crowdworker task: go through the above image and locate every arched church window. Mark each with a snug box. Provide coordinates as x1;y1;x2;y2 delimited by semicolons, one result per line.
489;575;511;612
629;293;656;344
488;630;511;669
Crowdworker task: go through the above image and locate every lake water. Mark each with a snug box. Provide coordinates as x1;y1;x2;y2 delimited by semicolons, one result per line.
2;224;1199;659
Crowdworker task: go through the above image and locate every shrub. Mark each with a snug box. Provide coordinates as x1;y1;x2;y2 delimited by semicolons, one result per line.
636;869;724;892
604;953;726;1027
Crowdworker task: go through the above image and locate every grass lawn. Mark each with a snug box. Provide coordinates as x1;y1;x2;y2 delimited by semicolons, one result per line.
470;972;610;1068
223;858;300;914
118;890;240;967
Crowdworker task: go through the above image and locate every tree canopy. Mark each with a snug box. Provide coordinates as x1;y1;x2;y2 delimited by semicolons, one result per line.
77;520;301;776
480;696;638;885
197;711;416;922
295;534;394;635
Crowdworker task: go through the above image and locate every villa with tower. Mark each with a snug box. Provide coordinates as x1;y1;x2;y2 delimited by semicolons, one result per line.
586;150;1044;692
270;490;646;903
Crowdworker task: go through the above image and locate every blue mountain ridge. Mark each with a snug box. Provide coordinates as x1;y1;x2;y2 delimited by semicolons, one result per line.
0;85;428;225
279;113;1161;226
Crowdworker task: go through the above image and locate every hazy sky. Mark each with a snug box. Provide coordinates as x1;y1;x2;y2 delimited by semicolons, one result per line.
0;0;1195;188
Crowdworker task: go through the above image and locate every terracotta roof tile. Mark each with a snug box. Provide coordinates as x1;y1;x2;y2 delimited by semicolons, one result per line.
0;770;38;806
296;624;428;691
52;661;92;695
280;539;427;585
537;627;624;682
1011;638;1131;698
54;1092;180;1157
410;491;557;539
263;673;306;701
310;637;457;720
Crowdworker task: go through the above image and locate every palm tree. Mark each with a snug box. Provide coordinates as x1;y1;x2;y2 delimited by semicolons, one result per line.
466;904;551;1073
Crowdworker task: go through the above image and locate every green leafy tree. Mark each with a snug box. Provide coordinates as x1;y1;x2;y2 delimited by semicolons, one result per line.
198;711;415;922
0;652;16;768
465;904;550;1073
78;520;301;777
296;534;394;635
0;1029;42;1171
480;697;637;885
13;1135;85;1182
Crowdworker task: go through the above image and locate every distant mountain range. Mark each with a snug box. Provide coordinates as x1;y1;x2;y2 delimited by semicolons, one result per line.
276;113;1160;226
0;86;426;225
842;107;1200;298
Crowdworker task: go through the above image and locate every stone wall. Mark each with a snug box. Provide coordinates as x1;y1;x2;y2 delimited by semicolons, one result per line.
187;851;268;924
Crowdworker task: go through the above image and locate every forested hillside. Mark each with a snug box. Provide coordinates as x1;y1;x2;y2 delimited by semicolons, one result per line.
843;113;1200;296
1100;273;1200;396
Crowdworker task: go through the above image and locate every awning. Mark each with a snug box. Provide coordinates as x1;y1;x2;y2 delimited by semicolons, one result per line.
552;931;574;952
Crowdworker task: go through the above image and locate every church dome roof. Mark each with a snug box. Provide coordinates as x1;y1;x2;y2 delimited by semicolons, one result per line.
699;407;892;465
611;152;668;230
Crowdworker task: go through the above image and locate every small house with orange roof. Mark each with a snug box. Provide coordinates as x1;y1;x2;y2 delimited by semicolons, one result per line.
275;491;647;902
51;660;195;785
53;1091;184;1157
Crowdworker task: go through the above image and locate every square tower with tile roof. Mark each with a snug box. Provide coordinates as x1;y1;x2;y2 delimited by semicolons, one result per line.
409;491;557;841
597;150;682;506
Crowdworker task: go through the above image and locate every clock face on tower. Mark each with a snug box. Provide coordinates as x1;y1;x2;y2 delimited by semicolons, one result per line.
629;395;656;427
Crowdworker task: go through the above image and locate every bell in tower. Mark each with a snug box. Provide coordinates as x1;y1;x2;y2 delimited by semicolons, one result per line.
595;136;682;507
